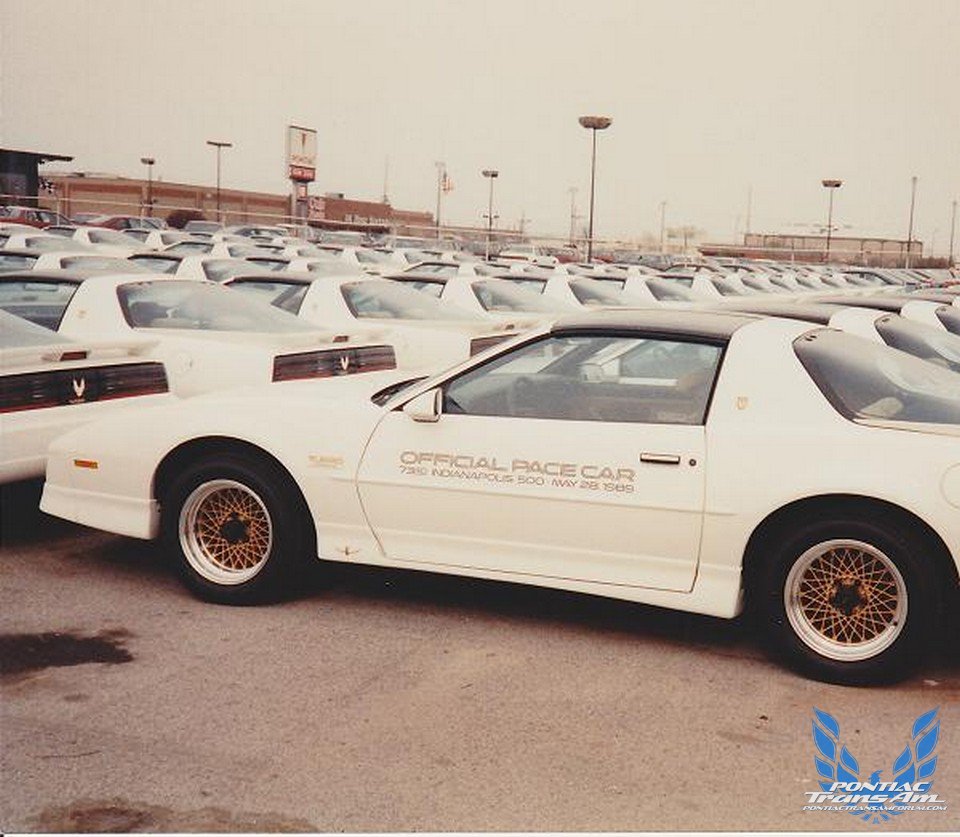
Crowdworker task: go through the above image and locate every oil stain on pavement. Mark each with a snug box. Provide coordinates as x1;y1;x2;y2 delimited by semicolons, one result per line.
30;798;317;833
0;629;133;678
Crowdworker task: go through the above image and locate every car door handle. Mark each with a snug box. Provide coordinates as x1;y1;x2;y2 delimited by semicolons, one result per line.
639;453;681;465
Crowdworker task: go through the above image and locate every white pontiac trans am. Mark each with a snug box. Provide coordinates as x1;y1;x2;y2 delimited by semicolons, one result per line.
40;310;960;685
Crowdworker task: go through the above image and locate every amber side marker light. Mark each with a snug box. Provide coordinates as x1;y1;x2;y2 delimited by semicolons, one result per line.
73;459;99;470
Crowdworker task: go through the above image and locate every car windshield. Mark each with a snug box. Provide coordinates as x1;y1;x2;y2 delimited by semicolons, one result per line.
228;279;311;314
0;253;39;272
937;306;960;336
116;280;316;332
305;260;358;277
0;279;82;329
24;236;93;253
0;308;69;348
392;279;445;298
569;278;640;307
501;277;548;294
795;328;960;425
61;256;151;273
471;280;570;313
165;241;213;254
646;278;696;301
340;280;483;321
128;255;181;274
354;248;391;264
873;315;960;375
88;229;136;246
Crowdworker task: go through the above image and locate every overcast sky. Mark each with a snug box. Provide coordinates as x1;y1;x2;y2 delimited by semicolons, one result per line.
2;0;958;250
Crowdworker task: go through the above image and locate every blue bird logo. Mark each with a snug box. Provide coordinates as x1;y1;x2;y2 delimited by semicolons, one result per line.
810;707;941;825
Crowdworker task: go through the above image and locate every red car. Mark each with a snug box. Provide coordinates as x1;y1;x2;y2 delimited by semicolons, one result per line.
0;205;72;228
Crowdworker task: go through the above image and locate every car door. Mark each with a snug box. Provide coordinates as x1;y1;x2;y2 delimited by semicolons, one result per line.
357;331;724;592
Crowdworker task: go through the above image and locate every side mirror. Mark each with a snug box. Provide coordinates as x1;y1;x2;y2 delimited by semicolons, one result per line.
402;387;441;423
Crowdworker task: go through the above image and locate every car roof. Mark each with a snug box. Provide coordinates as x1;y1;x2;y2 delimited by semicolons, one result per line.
716;300;852;325
812;295;910;312
549;308;758;341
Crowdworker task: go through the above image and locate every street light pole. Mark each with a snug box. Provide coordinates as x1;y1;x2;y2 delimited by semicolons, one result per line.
659;201;667;254
578;115;612;262
821;179;842;263
482;169;499;261
950;199;958;267
568;187;578;246
206;140;233;223
140;156;155;217
435;161;446;239
906;175;918;268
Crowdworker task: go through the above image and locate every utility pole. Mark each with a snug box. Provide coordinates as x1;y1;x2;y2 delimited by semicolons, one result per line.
659;201;667;253
745;185;752;236
906;175;918;268
206;140;232;223
568;187;578;246
949;199;957;267
434;161;445;239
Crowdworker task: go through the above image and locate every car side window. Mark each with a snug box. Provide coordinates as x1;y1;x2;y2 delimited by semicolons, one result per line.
442;333;723;424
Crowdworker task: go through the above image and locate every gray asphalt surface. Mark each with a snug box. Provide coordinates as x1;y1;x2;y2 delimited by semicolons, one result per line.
1;481;957;833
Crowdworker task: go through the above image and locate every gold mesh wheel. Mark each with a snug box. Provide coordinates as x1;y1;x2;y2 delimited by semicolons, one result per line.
179;479;274;585
784;539;907;662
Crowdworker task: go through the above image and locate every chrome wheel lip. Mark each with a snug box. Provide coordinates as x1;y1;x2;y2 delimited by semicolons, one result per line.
179;479;273;586
784;538;907;662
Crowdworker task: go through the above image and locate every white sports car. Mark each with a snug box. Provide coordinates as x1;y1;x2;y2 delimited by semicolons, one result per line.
40;310;960;685
224;273;525;370
0;272;397;396
0;310;173;483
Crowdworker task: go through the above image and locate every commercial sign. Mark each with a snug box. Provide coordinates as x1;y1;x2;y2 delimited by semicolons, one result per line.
287;125;316;183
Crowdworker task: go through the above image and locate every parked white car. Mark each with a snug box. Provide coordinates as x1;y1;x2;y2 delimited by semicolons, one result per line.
0;272;397;397
224;273;525;370
0;309;174;483
40;309;960;685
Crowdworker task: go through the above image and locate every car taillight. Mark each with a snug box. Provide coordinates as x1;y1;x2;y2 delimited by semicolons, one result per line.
470;335;511;356
272;345;396;382
98;363;168;400
0;362;167;413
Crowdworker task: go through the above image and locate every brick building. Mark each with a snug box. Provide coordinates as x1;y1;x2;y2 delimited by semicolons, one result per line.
40;173;434;235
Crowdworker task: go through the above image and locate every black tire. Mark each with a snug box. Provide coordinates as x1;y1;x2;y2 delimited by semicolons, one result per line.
753;516;935;686
161;452;312;605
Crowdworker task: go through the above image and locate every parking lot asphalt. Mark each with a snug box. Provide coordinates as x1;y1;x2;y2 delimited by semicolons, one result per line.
1;481;957;833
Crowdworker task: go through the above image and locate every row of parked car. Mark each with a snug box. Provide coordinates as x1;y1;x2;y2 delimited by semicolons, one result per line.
2;213;959;688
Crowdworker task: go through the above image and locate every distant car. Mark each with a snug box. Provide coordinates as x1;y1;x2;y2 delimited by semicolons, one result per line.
42;225;144;256
0;205;72;228
0;272;396;397
722;300;960;375
386;273;575;324
224;273;523;370
2;232;97;254
183;220;223;234
0;309;173;483
128;253;273;282
38;309;960;686
121;229;196;250
83;214;155;231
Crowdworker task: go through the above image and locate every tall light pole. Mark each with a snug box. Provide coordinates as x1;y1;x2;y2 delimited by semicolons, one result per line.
568;186;578;246
821;179;842;263
435;161;446;239
206;140;232;223
906;175;918;268
950;199;958;267
482;169;499;261
578;115;612;262
140;156;155;217
658;200;667;253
